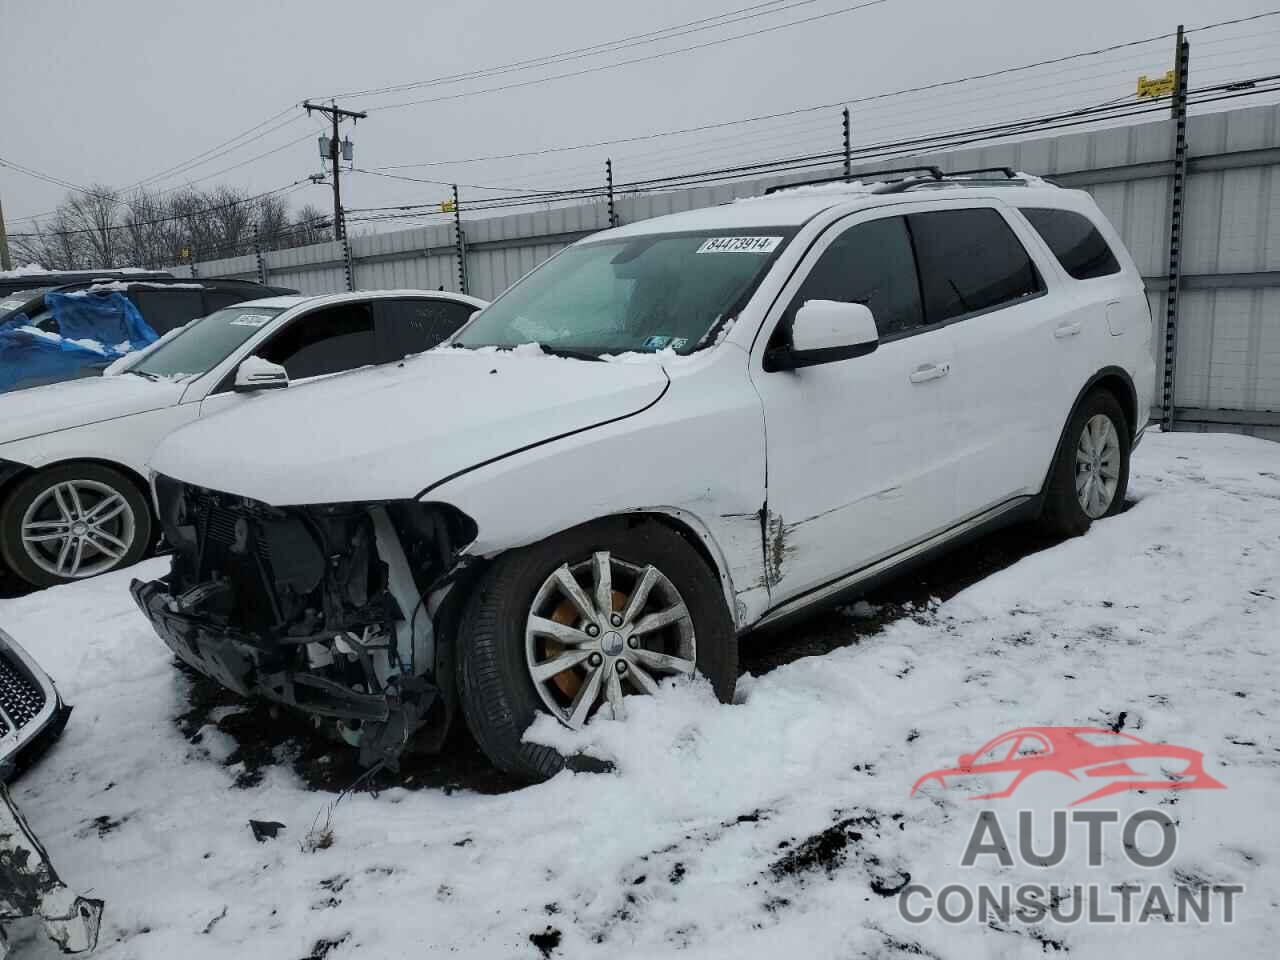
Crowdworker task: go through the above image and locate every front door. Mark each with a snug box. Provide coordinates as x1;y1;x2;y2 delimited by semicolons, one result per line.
200;301;378;418
749;213;959;607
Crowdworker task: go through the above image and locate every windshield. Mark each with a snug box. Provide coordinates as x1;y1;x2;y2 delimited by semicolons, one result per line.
130;305;284;378
453;229;795;356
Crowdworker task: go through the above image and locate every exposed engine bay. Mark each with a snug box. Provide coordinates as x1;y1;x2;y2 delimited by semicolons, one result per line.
131;475;476;768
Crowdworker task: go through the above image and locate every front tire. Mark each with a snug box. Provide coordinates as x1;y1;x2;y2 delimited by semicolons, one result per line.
456;518;737;780
0;463;152;589
1040;389;1130;537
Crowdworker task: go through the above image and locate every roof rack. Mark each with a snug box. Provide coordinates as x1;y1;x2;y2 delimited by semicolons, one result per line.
763;166;944;195
874;167;1031;194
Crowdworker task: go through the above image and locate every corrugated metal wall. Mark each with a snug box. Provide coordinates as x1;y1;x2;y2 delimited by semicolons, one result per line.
179;102;1280;438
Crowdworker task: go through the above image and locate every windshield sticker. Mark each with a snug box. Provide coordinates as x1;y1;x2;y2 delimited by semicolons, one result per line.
228;314;274;328
642;335;673;351
670;337;689;350
696;236;782;254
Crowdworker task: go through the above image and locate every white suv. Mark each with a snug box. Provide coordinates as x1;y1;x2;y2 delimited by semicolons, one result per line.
133;169;1155;778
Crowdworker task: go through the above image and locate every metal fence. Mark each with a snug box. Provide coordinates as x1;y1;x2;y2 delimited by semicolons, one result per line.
174;101;1280;440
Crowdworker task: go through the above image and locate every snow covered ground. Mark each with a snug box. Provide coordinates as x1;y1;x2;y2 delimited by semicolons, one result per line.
2;431;1278;959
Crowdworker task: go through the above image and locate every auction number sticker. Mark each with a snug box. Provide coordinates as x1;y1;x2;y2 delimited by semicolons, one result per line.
228;314;274;327
696;236;782;254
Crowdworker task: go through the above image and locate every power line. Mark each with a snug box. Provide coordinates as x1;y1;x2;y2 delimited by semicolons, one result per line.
327;0;805;99
371;0;894;112
372;9;1280;172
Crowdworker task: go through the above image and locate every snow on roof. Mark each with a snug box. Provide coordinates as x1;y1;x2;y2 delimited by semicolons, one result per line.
0;265;158;279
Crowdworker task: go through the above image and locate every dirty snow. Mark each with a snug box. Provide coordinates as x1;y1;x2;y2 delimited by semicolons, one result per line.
2;431;1278;958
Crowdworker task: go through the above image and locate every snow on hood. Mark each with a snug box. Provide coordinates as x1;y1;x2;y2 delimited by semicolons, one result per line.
0;372;185;446
150;348;670;505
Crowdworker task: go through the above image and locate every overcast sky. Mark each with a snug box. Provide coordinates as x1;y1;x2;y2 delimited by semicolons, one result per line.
2;0;1274;235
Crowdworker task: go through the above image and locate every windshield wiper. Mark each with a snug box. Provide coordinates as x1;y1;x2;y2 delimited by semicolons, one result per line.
127;369;159;382
538;344;604;362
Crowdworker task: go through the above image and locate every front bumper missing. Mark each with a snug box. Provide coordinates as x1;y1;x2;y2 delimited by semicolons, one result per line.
130;578;393;721
131;579;440;767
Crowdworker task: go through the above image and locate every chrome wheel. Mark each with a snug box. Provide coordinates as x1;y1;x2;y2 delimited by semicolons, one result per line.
525;551;696;727
1075;413;1121;519
20;480;136;580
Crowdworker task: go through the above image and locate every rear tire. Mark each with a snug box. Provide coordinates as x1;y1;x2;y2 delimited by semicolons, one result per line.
0;463;152;589
1039;390;1130;538
456;517;737;780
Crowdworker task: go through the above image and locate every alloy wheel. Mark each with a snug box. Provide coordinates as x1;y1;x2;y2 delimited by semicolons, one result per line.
1075;413;1121;519
20;480;137;580
525;551;696;727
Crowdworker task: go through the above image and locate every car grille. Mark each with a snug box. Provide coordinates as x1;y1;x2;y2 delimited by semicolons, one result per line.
0;652;46;736
189;490;280;633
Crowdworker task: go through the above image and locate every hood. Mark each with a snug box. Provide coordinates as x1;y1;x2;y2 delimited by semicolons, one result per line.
0;374;186;446
150;349;670;505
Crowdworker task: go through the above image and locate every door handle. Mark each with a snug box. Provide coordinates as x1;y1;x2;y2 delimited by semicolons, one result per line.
1054;320;1083;339
909;362;950;384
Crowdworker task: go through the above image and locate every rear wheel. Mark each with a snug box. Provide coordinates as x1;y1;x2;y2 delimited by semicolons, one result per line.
1040;390;1130;537
0;464;152;589
457;518;737;780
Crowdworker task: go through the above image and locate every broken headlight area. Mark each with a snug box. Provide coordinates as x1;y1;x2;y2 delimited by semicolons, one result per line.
133;476;475;768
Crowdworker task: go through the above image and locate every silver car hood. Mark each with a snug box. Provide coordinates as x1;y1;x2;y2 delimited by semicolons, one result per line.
149;349;670;505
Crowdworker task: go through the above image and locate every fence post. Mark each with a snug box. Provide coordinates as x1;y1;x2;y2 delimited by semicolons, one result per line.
842;108;852;180
606;158;619;228
1160;25;1190;432
342;232;356;292
452;184;469;295
252;226;268;285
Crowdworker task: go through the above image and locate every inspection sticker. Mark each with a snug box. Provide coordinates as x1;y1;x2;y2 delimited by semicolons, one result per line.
228;314;274;327
696;236;782;254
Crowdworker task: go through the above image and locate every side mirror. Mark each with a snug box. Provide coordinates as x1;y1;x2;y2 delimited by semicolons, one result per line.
765;300;879;371
233;357;289;393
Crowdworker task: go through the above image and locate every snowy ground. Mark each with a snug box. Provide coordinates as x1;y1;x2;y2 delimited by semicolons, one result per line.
2;431;1278;959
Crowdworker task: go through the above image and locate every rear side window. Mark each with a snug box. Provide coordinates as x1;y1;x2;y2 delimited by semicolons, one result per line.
906;209;1044;323
1022;208;1121;280
788;216;924;339
375;297;478;359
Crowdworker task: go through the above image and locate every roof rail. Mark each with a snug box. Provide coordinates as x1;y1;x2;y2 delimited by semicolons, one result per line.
944;167;1019;179
763;166;943;195
874;167;1034;195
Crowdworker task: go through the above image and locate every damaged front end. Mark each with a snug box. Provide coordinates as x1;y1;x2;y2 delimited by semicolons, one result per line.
0;629;102;956
131;475;475;768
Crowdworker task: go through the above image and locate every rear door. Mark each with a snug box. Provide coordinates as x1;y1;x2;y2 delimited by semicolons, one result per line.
908;203;1065;518
373;296;479;361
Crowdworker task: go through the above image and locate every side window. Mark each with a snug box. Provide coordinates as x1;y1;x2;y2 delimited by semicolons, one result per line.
257;302;376;380
375;298;478;359
786;216;924;339
1022;208;1121;280
906;208;1044;324
126;289;207;335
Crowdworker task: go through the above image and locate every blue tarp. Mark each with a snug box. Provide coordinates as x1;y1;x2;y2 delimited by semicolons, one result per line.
0;292;158;394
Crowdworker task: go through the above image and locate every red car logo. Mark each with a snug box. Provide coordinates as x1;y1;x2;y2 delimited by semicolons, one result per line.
910;726;1225;806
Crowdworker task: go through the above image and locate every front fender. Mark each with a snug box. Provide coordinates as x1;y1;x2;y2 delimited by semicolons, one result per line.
422;351;770;628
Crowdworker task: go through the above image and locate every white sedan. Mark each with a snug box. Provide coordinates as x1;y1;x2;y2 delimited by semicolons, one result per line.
0;289;485;588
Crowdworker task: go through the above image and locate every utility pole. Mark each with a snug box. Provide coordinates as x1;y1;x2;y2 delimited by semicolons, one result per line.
304;100;367;241
1161;25;1190;433
451;184;468;295
0;192;11;271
